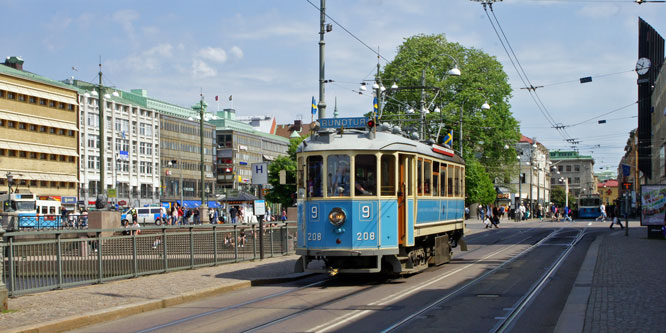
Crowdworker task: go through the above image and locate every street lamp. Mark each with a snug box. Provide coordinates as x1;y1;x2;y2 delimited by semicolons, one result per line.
559;177;569;208
420;54;461;140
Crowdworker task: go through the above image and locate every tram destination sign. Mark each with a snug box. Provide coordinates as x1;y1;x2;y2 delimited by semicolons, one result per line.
320;117;368;129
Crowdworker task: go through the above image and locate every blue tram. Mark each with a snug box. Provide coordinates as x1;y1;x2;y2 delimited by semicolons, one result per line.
295;124;467;274
577;194;601;219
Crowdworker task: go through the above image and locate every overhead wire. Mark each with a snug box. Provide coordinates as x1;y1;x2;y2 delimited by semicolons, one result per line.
304;0;390;63
482;3;574;143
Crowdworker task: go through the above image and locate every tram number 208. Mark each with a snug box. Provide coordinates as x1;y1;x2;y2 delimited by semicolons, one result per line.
307;233;322;241
356;232;376;241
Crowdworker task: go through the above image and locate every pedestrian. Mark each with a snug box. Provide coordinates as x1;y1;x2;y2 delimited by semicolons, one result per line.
193;208;200;224
519;203;526;221
177;206;184;225
563;205;573;222
610;204;624;229
152;236;162;249
281;208;287;222
230;206;238;224
596;203;607;222
266;206;272;222
131;219;141;235
478;204;484;220
491;205;500;228
499;205;505;221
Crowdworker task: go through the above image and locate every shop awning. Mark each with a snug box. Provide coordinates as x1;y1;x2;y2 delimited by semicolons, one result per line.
0;140;78;157
0;109;77;131
207;201;220;208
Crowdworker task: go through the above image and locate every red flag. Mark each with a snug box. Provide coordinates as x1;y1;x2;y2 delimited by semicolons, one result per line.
215;95;219;101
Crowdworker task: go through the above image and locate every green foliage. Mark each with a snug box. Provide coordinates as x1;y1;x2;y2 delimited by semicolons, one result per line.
465;157;496;205
551;186;576;208
266;156;297;207
380;34;520;183
288;136;306;160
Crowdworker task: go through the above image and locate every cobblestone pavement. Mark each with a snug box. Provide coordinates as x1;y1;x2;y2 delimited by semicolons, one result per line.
0;255;301;332
584;224;666;332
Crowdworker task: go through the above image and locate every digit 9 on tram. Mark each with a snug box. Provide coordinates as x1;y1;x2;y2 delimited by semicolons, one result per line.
295;121;467;274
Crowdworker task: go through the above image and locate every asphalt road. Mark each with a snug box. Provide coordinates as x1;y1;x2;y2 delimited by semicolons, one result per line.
72;219;607;333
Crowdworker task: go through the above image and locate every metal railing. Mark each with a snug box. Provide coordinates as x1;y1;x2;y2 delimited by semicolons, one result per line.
1;223;297;296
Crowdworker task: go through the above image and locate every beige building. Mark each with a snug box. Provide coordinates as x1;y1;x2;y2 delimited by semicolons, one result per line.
0;57;79;200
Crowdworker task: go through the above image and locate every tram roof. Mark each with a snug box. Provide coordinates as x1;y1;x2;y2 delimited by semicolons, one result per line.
298;130;465;165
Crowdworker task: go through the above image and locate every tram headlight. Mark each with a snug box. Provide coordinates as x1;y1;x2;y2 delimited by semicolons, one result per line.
328;207;346;227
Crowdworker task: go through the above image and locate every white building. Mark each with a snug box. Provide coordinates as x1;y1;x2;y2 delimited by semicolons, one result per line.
71;80;160;208
515;136;551;214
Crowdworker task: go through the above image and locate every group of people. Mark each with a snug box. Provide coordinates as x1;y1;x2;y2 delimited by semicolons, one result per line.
478;204;503;228
62;207;88;228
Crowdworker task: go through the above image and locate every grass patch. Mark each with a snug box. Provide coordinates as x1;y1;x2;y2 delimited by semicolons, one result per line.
2;309;18;313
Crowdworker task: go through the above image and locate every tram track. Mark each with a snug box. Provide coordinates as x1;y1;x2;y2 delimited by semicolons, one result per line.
380;227;586;333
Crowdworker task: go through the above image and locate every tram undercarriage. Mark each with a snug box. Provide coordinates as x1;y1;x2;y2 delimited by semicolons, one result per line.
295;231;466;275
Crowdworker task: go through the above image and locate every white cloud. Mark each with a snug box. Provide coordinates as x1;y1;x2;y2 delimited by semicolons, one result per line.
199;47;228;63
576;5;620;19
112;9;139;36
192;59;217;78
231;22;312;40
229;46;244;60
145;43;174;58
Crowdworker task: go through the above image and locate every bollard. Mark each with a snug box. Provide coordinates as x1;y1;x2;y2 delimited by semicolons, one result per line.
0;225;7;311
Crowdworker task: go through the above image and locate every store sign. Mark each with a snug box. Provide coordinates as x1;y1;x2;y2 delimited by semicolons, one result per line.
497;193;510;199
62;196;77;204
320;117;368;129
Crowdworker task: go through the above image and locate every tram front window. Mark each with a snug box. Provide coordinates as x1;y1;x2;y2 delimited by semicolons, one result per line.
328;154;350;196
355;155;376;196
307;156;323;198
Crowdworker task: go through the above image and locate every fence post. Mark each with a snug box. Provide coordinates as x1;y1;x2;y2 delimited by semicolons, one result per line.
213;225;218;265
252;224;257;260
270;224;274;258
97;231;103;284
0;226;7;309
233;225;238;263
56;233;63;289
132;231;138;278
189;226;194;269
162;227;168;272
8;237;14;297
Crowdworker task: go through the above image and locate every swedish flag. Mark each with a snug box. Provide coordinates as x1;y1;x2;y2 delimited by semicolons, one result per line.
311;96;317;115
443;130;453;146
373;96;378;113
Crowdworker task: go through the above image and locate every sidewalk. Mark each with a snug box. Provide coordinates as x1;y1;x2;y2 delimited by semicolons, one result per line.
1;255;307;333
556;221;666;332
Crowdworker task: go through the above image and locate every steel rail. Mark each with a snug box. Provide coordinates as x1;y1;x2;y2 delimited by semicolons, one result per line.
493;227;587;332
313;229;558;333
380;227;567;333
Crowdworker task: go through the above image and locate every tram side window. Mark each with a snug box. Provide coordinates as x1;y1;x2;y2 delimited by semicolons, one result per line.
307;156;323;198
417;159;423;196
328;154;350;196
440;164;447;197
424;160;432;195
432;161;439;196
407;156;413;196
455;166;461;197
448;165;454;196
460;167;465;197
355;154;376;196
380;155;396;196
297;157;304;188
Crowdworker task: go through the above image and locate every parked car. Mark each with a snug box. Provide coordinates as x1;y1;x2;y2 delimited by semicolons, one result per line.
121;207;166;226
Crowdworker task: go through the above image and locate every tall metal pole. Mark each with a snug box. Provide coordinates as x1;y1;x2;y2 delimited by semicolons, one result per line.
98;62;105;197
200;94;208;222
420;68;426;140
317;0;327;119
459;104;463;156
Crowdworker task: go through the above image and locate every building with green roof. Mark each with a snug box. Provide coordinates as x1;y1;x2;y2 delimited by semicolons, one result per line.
550;150;596;198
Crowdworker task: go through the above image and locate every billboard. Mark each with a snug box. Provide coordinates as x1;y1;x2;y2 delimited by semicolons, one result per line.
640;185;666;226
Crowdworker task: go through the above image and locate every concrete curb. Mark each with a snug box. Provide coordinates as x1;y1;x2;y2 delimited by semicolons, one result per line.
554;233;602;333
8;280;252;333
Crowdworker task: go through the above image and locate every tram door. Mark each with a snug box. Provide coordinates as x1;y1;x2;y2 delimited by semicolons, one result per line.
398;154;413;245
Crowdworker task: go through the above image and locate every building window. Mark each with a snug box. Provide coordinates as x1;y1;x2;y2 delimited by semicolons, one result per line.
40;153;48;160
7;92;15;99
68;104;74;111
29;152;37;159
574;165;580;172
29;124;36;131
50;154;57;160
29;96;36;103
49;101;56;107
58;103;65;109
49;127;55;134
566;165;571;172
39;98;46;105
40;126;47;132
574;177;580;184
18;94;25;102
19;122;26;129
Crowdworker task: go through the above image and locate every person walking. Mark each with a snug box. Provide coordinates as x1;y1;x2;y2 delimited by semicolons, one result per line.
478;204;483;220
596;203;607;222
281;208;287;222
610;203;624;229
563;205;573;222
230;206;238;224
519;203;526;221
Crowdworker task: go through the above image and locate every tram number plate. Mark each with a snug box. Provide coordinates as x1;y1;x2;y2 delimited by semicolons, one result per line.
356;232;376;241
307;233;322;241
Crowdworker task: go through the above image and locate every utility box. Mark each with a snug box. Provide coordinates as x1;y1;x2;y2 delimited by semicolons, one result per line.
88;210;120;237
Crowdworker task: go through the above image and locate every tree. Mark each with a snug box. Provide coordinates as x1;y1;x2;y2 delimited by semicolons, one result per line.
551;186;576;209
464;157;496;205
266;136;307;207
380;34;520;184
266;156;297;207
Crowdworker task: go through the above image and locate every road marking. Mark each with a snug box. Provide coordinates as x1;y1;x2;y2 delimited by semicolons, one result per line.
309;233;541;333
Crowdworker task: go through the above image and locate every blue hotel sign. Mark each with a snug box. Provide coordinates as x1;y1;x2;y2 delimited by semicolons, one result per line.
320;117;368;129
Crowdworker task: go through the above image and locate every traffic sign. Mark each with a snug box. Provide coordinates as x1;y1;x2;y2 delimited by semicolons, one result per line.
622;182;632;190
254;200;266;216
252;162;268;185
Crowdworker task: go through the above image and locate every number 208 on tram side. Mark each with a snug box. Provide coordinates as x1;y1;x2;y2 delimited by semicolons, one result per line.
295;122;467;275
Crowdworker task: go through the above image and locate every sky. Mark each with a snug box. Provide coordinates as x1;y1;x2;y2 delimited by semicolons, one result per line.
2;0;665;173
